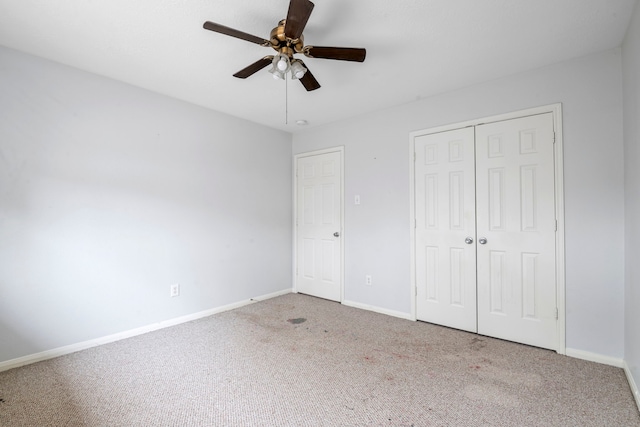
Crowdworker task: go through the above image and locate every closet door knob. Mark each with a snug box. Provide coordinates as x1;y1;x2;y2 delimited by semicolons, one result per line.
479;238;488;245
465;237;473;244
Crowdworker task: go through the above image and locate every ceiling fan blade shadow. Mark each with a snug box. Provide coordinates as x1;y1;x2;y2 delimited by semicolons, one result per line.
203;21;270;46
298;64;321;91
233;56;274;79
305;46;366;62
284;0;315;40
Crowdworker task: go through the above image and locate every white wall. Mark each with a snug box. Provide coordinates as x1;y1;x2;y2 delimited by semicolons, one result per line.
0;46;292;364
293;49;625;358
0;40;631;367
623;0;640;401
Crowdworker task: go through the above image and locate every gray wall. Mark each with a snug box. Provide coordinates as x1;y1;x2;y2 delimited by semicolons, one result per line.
0;46;292;363
293;49;626;359
623;0;640;401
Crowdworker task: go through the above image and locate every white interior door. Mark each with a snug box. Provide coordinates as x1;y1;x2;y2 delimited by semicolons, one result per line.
295;150;343;302
415;127;477;332
475;113;557;349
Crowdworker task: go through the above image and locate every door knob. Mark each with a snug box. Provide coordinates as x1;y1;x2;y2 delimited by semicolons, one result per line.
333;232;340;237
479;238;487;245
465;237;473;244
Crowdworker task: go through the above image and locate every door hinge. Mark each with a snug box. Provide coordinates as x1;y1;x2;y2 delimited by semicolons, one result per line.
555;220;558;231
553;132;556;144
555;308;559;320
415;218;417;229
414;152;416;162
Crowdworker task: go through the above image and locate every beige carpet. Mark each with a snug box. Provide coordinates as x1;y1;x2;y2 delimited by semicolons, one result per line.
0;293;638;426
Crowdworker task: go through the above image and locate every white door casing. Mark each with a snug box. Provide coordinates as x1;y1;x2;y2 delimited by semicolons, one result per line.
411;106;564;352
294;148;343;302
475;113;557;349
415;127;478;332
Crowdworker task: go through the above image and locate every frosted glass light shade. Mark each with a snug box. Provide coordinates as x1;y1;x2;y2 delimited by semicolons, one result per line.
290;60;307;79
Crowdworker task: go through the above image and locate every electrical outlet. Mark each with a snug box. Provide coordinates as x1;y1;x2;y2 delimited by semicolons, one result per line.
170;284;180;297
365;275;372;286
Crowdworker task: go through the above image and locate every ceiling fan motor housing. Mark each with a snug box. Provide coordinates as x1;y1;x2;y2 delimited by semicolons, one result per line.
270;20;305;56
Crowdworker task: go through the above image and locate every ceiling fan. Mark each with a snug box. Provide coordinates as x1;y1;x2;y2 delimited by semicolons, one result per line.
203;0;366;91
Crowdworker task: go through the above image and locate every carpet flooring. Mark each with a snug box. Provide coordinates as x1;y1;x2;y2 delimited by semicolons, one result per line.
0;293;638;426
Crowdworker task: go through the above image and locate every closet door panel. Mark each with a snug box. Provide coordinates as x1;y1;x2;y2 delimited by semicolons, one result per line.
415;127;477;332
475;113;557;350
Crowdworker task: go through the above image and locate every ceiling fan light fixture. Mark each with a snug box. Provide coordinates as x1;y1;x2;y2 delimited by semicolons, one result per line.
269;55;288;79
270;68;286;80
272;53;290;72
290;60;307;79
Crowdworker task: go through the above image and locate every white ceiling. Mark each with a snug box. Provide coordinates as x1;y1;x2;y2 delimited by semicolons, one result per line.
0;0;637;133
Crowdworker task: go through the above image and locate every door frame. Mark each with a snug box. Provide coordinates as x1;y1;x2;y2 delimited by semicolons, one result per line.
409;104;566;354
293;146;345;302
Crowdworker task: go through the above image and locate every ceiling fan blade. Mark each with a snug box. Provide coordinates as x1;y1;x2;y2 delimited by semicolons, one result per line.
299;65;321;91
304;46;366;62
233;56;274;79
203;21;270;46
284;0;315;40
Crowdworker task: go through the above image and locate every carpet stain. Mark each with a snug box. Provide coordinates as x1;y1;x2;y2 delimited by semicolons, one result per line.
287;318;306;324
464;384;520;407
373;348;421;362
478;366;543;387
470;337;487;350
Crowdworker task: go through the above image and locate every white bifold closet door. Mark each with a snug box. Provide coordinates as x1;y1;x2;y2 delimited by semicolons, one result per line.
415;113;558;350
415;127;478;332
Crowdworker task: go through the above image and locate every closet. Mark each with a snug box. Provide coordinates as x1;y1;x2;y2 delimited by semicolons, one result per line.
412;110;561;351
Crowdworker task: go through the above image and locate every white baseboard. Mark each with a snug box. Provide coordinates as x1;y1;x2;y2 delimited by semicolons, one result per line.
0;288;291;373
624;361;640;412
565;348;624;368
341;299;414;321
